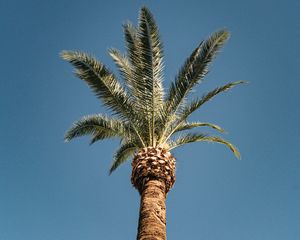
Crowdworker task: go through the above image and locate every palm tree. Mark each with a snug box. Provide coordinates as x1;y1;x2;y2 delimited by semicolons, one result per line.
61;7;244;240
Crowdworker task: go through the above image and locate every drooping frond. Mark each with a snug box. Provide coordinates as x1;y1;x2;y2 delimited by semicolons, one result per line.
178;81;246;121
159;81;244;145
109;142;138;174
168;133;240;159
173;122;225;134
60;51;133;118
61;51;148;146
64;114;129;143
168;133;207;149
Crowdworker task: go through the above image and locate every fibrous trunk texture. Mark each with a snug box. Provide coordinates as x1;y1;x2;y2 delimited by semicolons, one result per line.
131;147;176;240
137;179;167;240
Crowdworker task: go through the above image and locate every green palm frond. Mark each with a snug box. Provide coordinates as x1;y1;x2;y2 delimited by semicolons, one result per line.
123;22;149;122
60;51;133;118
123;22;140;78
159;81;244;145
61;51;149;146
173;122;225;134
158;30;230;144
108;48;134;92
123;20;149;113
64;114;129;143
165;30;229;115
168;133;240;159
168;133;207;149
137;7;165;145
109;142;138;174
121;9;166;146
179;81;246;121
139;7;164;97
164;42;202;113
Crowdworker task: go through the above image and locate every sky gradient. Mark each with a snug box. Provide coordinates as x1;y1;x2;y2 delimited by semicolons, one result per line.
1;0;299;239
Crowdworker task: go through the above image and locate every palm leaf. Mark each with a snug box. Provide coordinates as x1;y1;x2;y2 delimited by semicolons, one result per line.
64;114;129;142
108;48;134;92
137;7;165;145
173;122;225;134
123;22;140;79
61;51;133;118
159;81;245;144
123;22;147;104
109;142;137;174
168;133;240;159
61;51;148;146
179;81;246;121
122;21;152;144
165;30;229;115
164;42;202;113
158;30;230;144
140;7;164;99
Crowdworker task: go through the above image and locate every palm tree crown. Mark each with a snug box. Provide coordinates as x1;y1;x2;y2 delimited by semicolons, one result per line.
62;7;244;174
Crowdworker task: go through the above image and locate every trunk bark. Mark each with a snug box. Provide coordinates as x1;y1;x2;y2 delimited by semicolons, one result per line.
137;179;167;240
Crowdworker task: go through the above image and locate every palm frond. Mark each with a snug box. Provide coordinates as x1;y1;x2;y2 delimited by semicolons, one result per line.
137;7;165;145
140;7;164;97
61;51;149;146
64;114;129;143
179;81;246;121
168;133;240;159
164;42;202;112
123;22;140;77
109;142;137;174
61;51;133;118
108;48;134;92
168;133;207;149
160;81;246;144
165;30;229;115
159;81;245;144
158;30;230;144
123;17;164;106
173;122;225;134
123;22;149;114
123;22;145;105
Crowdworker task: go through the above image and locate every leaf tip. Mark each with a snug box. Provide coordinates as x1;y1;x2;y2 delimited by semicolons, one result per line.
233;149;241;160
60;50;68;59
108;168;114;175
238;80;249;85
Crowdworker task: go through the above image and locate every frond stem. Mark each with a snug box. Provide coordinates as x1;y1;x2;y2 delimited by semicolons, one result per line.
160;121;182;147
133;125;146;147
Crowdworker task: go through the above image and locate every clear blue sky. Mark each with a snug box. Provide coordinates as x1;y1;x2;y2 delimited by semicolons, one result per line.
1;0;299;239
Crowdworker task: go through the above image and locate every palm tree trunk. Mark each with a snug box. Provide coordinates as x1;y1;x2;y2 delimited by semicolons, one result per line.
137;179;167;240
